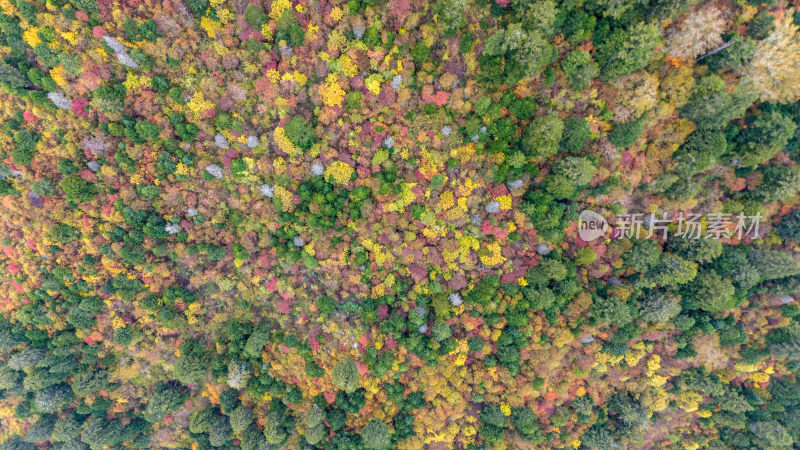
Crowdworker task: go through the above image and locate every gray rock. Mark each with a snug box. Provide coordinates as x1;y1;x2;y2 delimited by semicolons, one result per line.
608;277;623;286
226;360;251;389
165;223;182;235
82;134;110;156
779;295;795;305
353;23;366;39
102;36;138;68
581;336;594;344
391;74;402;91
279;44;293;58
115;52;139;68
47;92;71;109
102;35;126;53
205;164;223;179
28;192;43;208
507;179;524;190
214;133;229;149
470;214;483;226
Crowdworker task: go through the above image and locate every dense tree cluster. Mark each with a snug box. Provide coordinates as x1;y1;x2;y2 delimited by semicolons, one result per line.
0;0;800;448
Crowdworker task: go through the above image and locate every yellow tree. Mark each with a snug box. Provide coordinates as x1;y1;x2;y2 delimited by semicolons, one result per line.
740;9;800;103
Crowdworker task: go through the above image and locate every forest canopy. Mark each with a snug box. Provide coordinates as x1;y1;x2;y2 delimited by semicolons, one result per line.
1;0;800;448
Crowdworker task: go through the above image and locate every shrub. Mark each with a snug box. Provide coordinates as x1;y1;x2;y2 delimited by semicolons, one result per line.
263;411;287;445
432;322;451;341
80;417;123;449
672;129;728;177
361;419;391;449
229;404;254;433
189;408;216;434
560;117;591;152
684;270;736;312
12;129;37;166
332;358;359;393
522;112;564;161
639;290;682;322
750;248;800;281
680;75;757;130
731;110;796;167
574;247;597;265
59;176;94;201
561;9;596;45
144;382;188;422
49;223;78;244
775;210;800;241
411;42;431;65
592;295;634;326
751;165;800;202
667;237;722;263
433;0;469;33
608;116;645;149
134;121;161;140
560;49;599;90
746;9;774;40
284;116;315;150
174;341;210;384
186;0;209;17
244;4;267;28
209;414;233;447
595;22;661;80
551;156;596;185
52;414;82;442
